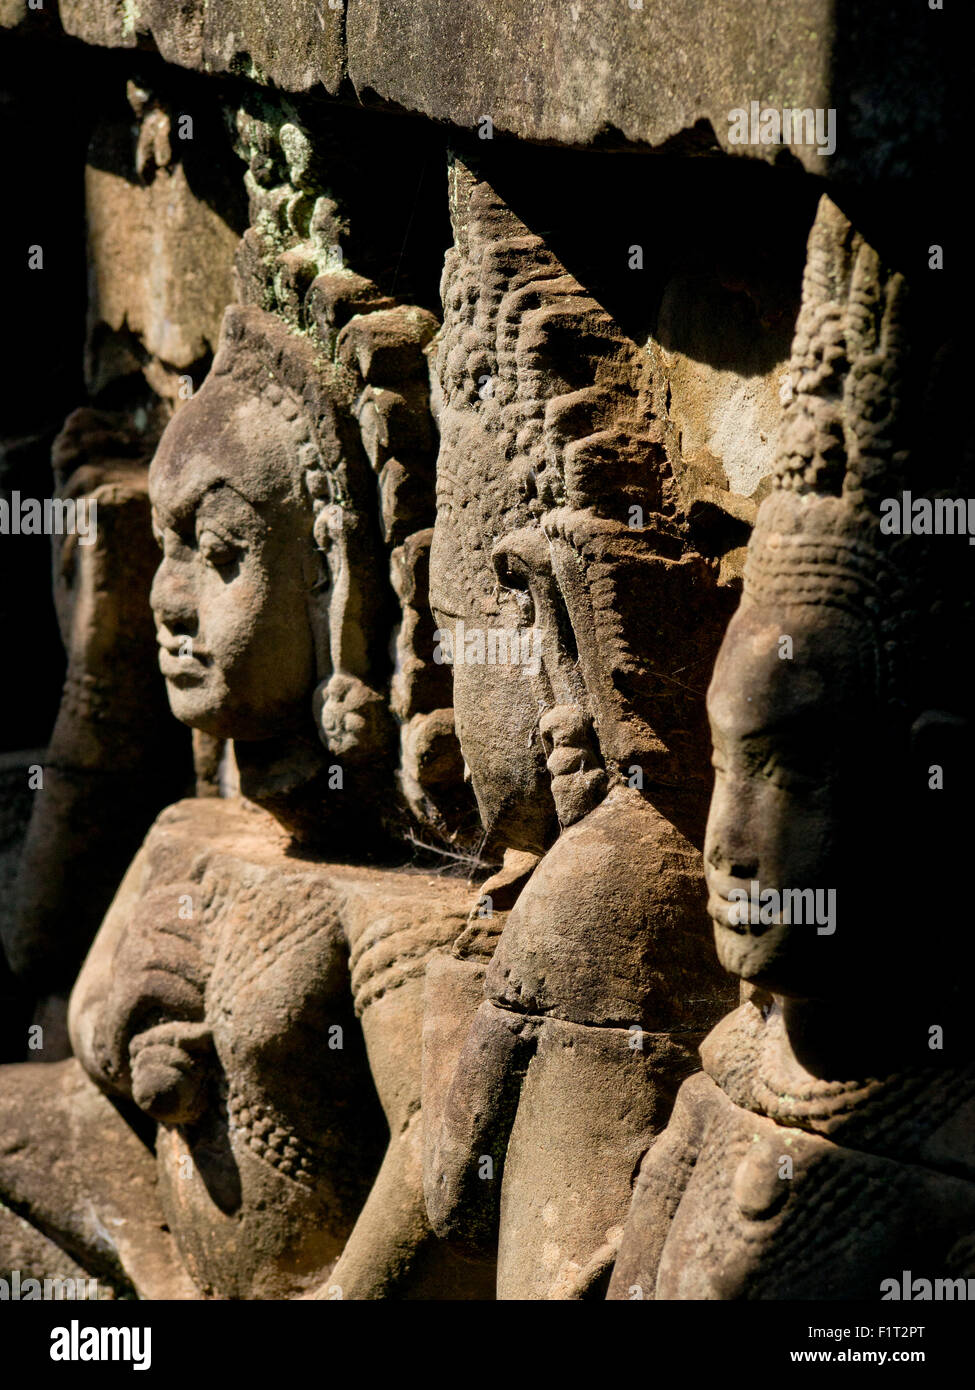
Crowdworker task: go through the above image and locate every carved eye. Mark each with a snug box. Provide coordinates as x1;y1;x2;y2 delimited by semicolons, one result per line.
492;544;536;625
198;529;241;571
760;752;819;792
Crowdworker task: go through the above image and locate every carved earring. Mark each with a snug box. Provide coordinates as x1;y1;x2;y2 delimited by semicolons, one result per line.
538;704;607;828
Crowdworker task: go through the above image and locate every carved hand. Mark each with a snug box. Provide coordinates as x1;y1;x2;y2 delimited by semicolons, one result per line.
129;1019;214;1125
92;884;211;1114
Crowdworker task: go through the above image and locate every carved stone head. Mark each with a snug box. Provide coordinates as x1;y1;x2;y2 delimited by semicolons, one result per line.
150;322;322;741
704;195;970;1002
430;158;731;857
149;304;394;837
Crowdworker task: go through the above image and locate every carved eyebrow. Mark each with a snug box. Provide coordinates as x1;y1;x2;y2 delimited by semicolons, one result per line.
427;574;464;619
739;722;805;740
716;717;839;753
429;596;463;621
708;668;838;725
195;480;259;514
150;508;186;537
155;482;274;550
151;482;214;534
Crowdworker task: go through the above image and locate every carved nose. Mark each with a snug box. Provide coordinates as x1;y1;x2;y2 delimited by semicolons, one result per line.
150;561;197;631
722;856;758;881
706;839;758;882
705;782;758;881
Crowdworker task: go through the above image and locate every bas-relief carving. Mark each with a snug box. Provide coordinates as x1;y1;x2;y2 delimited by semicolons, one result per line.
0;110;491;1299
2;70;247;1041
5;418;191;1042
0;60;964;1302
0;296;491;1298
422;158;738;1298
609;196;975;1300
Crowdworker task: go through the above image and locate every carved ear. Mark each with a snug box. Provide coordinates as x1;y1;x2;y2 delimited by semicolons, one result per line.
491;527;586;710
308;502;396;763
313;672;396;765
493;529;606;825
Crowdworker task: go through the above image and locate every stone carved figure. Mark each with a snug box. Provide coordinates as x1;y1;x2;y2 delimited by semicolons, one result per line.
0;110;491;1298
4;70;246;1054
1;1;964;1313
4;411;192;1056
609;195;975;1300
422;158;737;1298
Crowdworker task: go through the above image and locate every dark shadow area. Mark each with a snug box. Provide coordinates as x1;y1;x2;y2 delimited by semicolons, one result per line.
0;32;91;752
453;135;820;377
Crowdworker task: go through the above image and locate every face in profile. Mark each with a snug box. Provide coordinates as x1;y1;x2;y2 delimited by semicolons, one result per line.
429;489;556;858
704;597;886;999
149;374;323;743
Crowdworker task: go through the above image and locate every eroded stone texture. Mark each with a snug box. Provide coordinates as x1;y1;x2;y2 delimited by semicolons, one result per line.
63;797;491;1298
0;1202;114;1298
348;0;956;180
0;3;962;1308
85;73;246;405
3;72;246;1040
5;418;191;1009
58;0;344;93
0;102;491;1297
0;1055;199;1298
229;98;475;850
422;156;740;1298
609;195;973;1300
46;0;959;187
